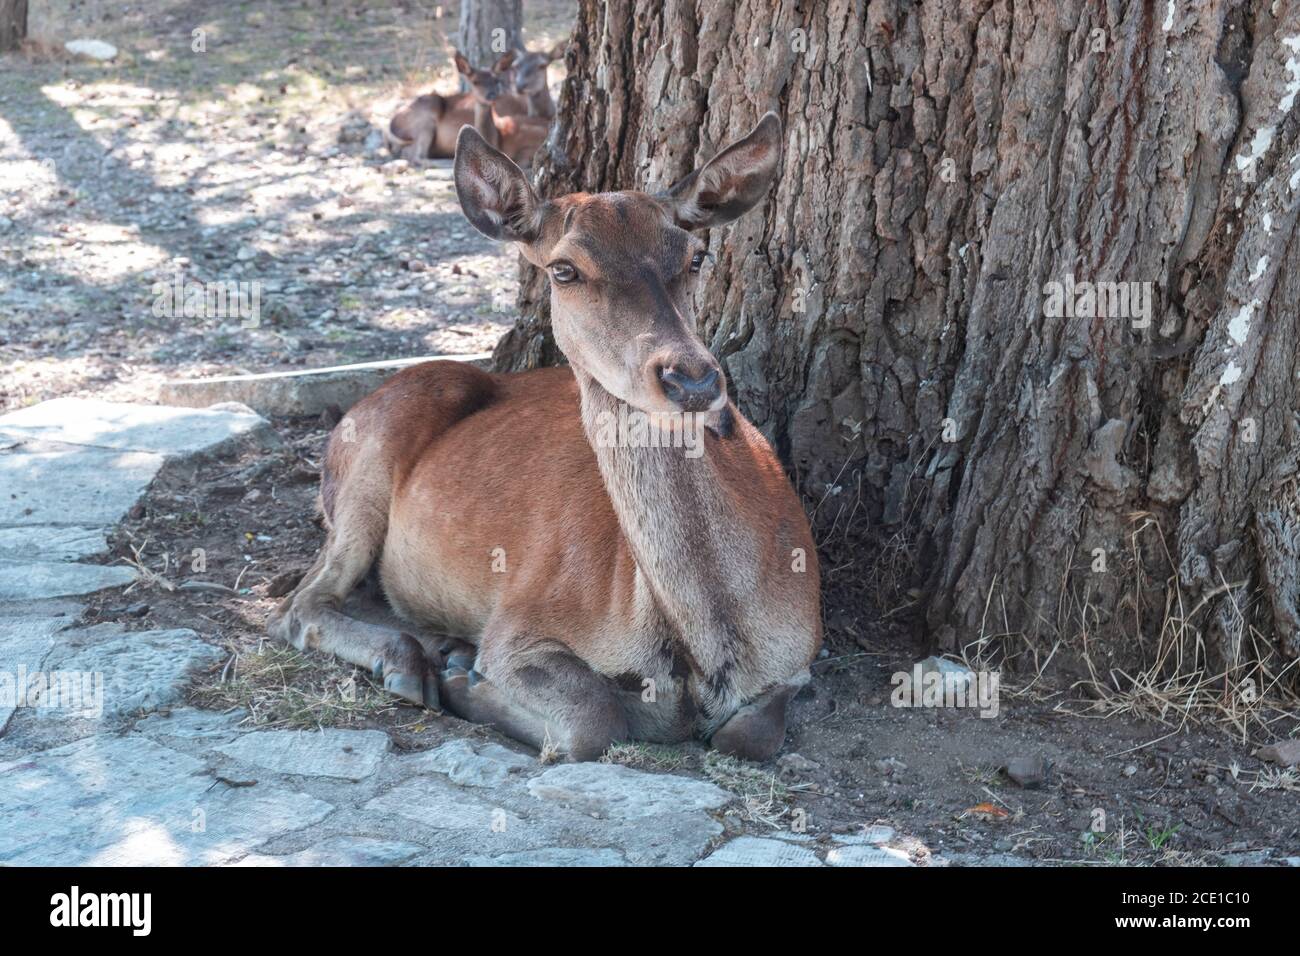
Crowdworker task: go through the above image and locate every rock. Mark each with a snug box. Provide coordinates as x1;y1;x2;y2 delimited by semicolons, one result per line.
0;441;161;528
917;655;975;688
217;728;390;781
838;825;895;845
159;354;492;417
875;756;907;775
826;844;914;867
776;752;820;775
527;762;732;819
0;734;333;865
65;39;118;61
366;777;522;831
1123;764;1138;777
1257;740;1300;767
469;847;630;866
1219;849;1274;866
0;398;273;458
0;558;135;601
1004;755;1050;788
405;738;531;787
39;625;224;720
135;707;247;741
0;610;76;733
696;836;824;867
0;526;107;562
231;837;423;867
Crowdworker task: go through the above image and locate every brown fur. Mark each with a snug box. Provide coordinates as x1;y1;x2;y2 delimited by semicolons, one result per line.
386;50;536;162
274;113;819;762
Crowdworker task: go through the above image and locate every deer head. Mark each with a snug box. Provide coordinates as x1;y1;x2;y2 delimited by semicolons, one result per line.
453;50;516;105
453;113;782;416
507;42;565;97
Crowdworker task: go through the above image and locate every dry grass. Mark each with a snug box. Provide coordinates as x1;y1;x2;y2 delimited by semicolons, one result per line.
601;742;691;773
1055;515;1300;745
951;513;1300;748
701;752;800;828
191;640;398;729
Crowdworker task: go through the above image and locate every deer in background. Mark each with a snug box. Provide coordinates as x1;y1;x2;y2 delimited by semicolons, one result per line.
461;51;549;169
271;114;820;762
387;50;534;162
504;41;565;119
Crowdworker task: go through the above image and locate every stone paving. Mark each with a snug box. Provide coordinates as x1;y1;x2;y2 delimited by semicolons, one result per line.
0;397;939;867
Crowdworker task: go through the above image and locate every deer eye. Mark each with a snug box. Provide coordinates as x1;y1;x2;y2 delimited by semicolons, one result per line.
550;262;580;284
689;251;709;274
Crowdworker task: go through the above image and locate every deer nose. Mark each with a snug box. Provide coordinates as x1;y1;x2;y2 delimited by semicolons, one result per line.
658;365;721;412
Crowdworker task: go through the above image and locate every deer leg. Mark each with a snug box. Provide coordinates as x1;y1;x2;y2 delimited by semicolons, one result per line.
438;634;628;762
403;123;434;163
708;671;810;761
269;507;439;709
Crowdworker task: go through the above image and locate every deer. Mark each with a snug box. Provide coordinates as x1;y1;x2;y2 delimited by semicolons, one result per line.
461;51;549;169
386;50;530;162
504;41;565;119
270;113;821;763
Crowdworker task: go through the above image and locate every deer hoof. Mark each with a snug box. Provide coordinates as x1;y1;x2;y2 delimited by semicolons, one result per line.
446;651;475;671
383;672;425;706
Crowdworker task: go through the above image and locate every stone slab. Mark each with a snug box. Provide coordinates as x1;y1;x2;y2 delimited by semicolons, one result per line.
464;847;628;867
216;728;391;781
402;737;533;787
365;777;523;832
39;624;224;721
0;612;75;733
0;439;163;527
0;557;135;601
527;762;732;819
0;525;107;561
0;397;273;457
230;836;424;867
695;836;825;867
159;354;493;417
135;706;249;741
0;733;334;865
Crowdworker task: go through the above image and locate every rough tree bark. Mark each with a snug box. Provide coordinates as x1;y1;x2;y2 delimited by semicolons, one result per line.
454;0;522;68
0;0;28;53
494;0;1300;687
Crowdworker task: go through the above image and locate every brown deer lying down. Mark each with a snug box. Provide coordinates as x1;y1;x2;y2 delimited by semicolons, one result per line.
387;51;531;162
460;53;549;169
271;113;821;762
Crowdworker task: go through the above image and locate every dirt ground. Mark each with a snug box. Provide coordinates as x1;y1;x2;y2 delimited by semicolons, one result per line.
4;1;1300;866
2;0;574;411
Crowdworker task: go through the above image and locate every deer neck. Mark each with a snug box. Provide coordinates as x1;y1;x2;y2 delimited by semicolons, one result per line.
527;90;555;119
471;100;500;149
573;368;759;688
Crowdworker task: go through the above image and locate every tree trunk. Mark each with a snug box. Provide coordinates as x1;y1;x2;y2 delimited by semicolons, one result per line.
454;0;521;68
495;0;1300;691
0;0;28;53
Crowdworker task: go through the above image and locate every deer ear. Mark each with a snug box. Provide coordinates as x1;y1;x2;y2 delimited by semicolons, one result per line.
453;51;471;76
493;49;518;73
663;112;782;230
454;125;541;243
